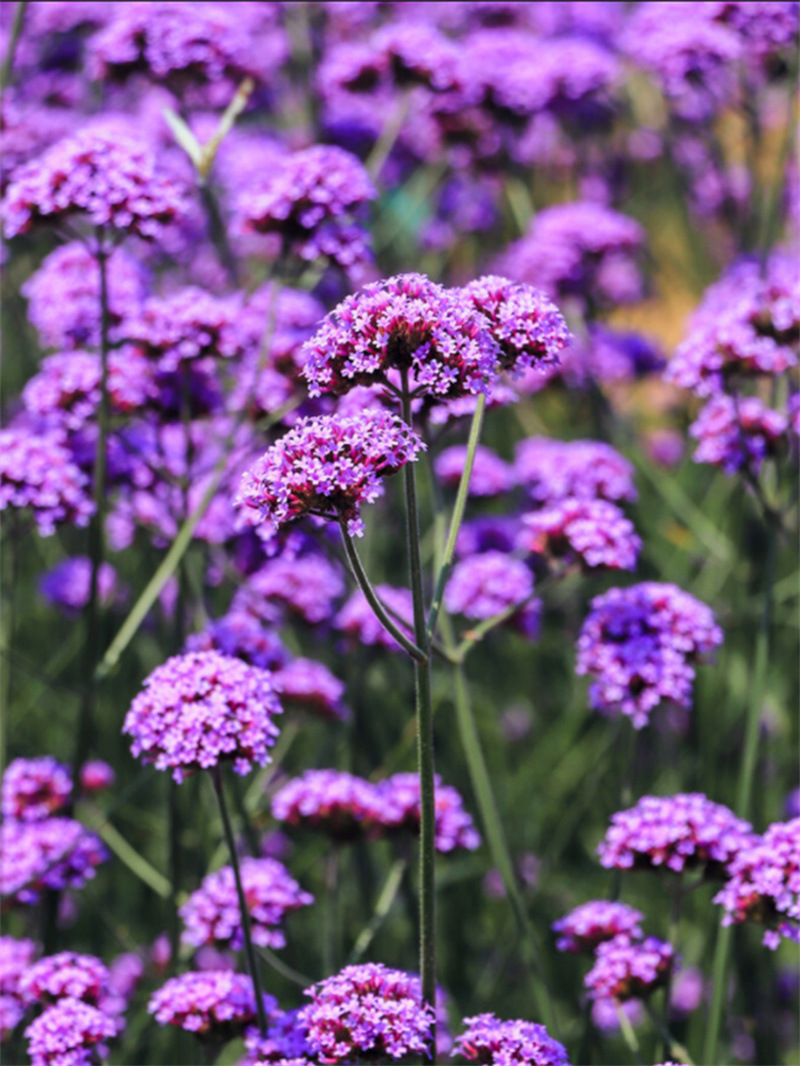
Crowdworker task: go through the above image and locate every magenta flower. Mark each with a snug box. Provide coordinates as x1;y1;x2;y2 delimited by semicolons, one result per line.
234;554;345;626
585;935;675;1002
598;793;753;876
552;901;644;955
127;288;248;373
180;858;313;952
514;438;637;506
335;585;415;652
299;963;435;1063
0;427;94;536
378;773;481;853
236;409;425;539
453;1012;569;1065
25;997;119;1066
78;761;116;794
713;818;800;948
0;936;37;1040
300;273;501;401
434;444;514;498
273;658;349;722
123;651;282;783
0;819;107;906
519;498;641;572
148;971;276;1040
271;770;386;843
20;953;111;1009
2;756;72;821
445;552;538;636
1;124;186;239
690;394;788;475
576;583;723;727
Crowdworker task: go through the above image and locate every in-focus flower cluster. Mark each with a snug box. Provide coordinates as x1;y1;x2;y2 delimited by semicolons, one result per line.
148;971;276;1040
453;1012;570;1066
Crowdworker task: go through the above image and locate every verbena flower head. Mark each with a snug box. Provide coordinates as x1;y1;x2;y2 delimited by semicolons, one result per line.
238;145;376;274
273;658;349;722
299;963;435;1063
445;552;535;620
667;252;800;398
452;1012;570;1065
690;395;788;475
552;901;644;954
180;857;314;952
1;124;186;239
185;612;289;672
24;997;119;1066
575;583;723;728
39;557;121;618
127;288;248;373
148;971;276;1040
300;273;501;401
234;555;345;626
585;935;675;1002
271;770;386;843
713;818;800;949
434;444;514;497
456;516;518;557
78;760;116;794
459;275;569;375
20;953;110;1009
335;585;415;651
236;409;425;538
514;438;637;506
498;202;644;311
22;241;146;351
598;793;753;876
519;499;641;572
243;1007;315;1064
123;651;282;783
0;818;107;906
2;756;72;821
0;936;37;1040
0;427;94;535
378;773;481;853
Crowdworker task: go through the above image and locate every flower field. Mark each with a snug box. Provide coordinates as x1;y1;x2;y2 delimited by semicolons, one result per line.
0;3;798;1065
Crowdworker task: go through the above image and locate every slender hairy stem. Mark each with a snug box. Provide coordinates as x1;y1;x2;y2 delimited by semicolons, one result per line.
167;780;181;973
703;517;778;1066
339;521;427;662
661;879;682;1062
400;375;436;1059
426;394;486;642
211;767;268;1038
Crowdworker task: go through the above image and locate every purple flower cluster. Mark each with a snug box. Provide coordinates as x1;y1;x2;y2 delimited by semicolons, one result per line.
519;499;641;572
453;1012;570;1066
123;651;282;782
576;583;723;727
1;818;107;906
298;963;435;1063
379;772;482;853
435;444;514;497
273;658;349;722
552;901;644;954
236;409;425;538
238;145;376;274
498;202;644;310
514;438;637;506
335;584;415;652
79;760;116;794
148;970;275;1039
0;936;37;1040
185;611;289;672
598;793;754;876
39;557;121;617
20;952;111;1009
690;394;789;475
127;287;248;372
180;857;313;952
22;241;146;351
2;756;72;821
714;817;800;948
584;936;675;1002
243;1008;314;1064
445;551;536;623
0;427;94;535
1;124;187;239
24;997;119;1066
234;554;345;625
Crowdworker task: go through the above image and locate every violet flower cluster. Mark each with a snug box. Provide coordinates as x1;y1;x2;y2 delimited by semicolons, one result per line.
0;427;94;536
584;936;675;1002
552;901;644;955
38;557;122;617
0;818;108;907
444;551;540;639
24;997;119;1066
514;438;637;506
148;971;276;1040
519;498;641;572
335;585;415;652
0;935;37;1040
575;582;723;727
2;756;72;821
452;1012;570;1066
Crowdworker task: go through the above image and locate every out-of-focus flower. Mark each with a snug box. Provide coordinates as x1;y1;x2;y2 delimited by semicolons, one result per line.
519;498;640;572
1;819;107;906
273;659;349;722
335;585;415;651
378;773;481;853
19;953;110;1009
24;997;120;1066
690;394;788;475
514;438;636;506
0;427;94;536
445;552;539;637
1;757;72;822
234;554;345;626
127;288;248;373
38;558;123;618
585;935;675;1002
0;936;37;1040
148;971;276;1040
552;901;644;954
434;444;514;497
271;770;385;843
185;612;289;672
452;1011;570;1065
123;651;282;782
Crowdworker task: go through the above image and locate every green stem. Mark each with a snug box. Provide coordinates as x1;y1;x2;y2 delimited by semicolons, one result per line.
661;880;682;1062
167;780;181;974
703;518;778;1066
400;375;436;1059
322;848;340;977
644;1000;693;1065
339;521;427;662
0;1;28;92
616;1002;643;1064
426;393;486;642
366;90;413;182
211;767;268;1038
92;818;171;899
348;857;408;963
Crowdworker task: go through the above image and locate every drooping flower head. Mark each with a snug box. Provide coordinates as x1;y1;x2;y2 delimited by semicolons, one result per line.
238;145;376;274
1;757;72;822
598;793;754;876
236;409;425;538
552;901;644;955
713;818;800;949
378;773;481;853
1;818;107;907
518;498;641;572
148;971;276;1041
585;936;675;1002
301;273;501;401
1;124;186;239
271;770;386;843
299;963;435;1063
24;997;120;1066
575;583;723;727
123;651;282;782
0;427;94;536
452;1012;570;1065
180;857;314;952
514;438;637;506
